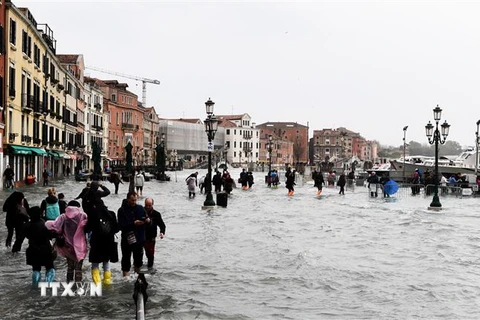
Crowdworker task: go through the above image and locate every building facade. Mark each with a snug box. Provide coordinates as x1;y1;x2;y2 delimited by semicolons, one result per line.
311;127;378;167
0;1;7;184
97;79;144;166
83;76;105;170
257;122;309;167
4;4;76;183
142;107;159;166
217;114;259;166
159;119;225;168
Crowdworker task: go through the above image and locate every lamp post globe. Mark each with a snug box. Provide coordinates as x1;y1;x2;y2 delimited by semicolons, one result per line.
203;98;218;208
425;105;450;210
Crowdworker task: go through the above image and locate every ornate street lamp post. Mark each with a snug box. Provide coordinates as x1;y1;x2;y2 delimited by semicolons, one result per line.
203;98;218;207
155;132;166;179
403;125;408;183
425;105;450;210
223;142;229;171
475;120;480;176
268;135;273;172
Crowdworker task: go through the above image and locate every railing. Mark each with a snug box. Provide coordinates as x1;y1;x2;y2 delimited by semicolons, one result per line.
21;93;35;111
122;122;135;130
21;135;32;143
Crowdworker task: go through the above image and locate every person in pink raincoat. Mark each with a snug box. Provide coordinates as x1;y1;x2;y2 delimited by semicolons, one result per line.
46;200;88;283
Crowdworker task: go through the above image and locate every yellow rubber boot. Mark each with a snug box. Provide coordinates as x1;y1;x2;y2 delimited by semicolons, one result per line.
103;270;112;285
91;268;101;285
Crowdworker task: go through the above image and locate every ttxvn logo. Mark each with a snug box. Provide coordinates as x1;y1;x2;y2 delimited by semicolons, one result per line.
38;282;102;297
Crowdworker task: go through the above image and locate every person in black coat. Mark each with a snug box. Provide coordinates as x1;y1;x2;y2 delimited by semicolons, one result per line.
84;181;116;285
314;172;325;195
143;198;166;270
86;204;118;285
337;173;346;195
212;170;222;193
118;192;148;277
285;170;296;196
82;181;110;217
24;206;55;285
247;172;254;189
3;191;30;252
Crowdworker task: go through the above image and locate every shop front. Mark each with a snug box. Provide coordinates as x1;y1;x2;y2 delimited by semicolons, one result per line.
6;145;47;185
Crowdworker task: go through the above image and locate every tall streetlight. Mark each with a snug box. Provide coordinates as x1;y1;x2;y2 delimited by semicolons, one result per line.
402;126;408;183
223;142;229;171
203;98;218;208
425;105;450;210
475;120;480;176
155;132;166;180
268;135;273;172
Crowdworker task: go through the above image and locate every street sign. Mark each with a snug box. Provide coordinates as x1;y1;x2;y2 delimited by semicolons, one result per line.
207;142;214;152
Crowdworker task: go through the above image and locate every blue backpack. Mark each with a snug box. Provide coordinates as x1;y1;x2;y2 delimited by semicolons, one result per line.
45;202;60;221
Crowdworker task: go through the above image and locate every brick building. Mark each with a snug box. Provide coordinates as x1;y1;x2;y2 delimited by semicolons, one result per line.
256;122;309;167
311;127;378;165
95;79;144;166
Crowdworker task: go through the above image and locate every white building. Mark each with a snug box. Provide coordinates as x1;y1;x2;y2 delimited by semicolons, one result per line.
217;114;259;166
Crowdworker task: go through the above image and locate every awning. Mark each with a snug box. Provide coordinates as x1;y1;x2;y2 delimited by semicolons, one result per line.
48;150;62;160
9;145;47;156
9;145;32;155
31;147;47;156
55;150;67;158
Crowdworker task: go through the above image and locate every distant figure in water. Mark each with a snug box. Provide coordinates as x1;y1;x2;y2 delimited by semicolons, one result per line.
285;169;296;196
186;172;198;198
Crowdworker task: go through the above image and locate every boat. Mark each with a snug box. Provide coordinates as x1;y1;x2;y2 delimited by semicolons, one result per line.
75;173;91;182
390;147;479;178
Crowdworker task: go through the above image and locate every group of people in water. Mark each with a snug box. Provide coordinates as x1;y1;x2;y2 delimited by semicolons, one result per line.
186;169;237;198
3;179;166;287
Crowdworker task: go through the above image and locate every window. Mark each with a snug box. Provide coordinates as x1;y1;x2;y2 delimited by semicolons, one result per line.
33;44;40;67
50;63;56;81
27;36;31;57
111;94;116;102
9;19;16;46
21;115;24;136
50;96;54;112
234;141;236;148
22;30;27;54
8;65;15;97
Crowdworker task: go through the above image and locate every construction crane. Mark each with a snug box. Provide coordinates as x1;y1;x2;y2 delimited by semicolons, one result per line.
86;66;160;107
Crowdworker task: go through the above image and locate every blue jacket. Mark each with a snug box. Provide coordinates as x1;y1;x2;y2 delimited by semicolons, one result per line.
118;202;146;244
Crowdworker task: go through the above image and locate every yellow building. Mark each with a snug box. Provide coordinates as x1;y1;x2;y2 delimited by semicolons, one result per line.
4;4;73;183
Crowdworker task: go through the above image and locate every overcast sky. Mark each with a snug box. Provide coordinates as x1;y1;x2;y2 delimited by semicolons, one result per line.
14;0;480;148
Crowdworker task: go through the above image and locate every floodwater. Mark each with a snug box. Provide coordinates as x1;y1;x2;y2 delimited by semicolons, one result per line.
1;169;480;319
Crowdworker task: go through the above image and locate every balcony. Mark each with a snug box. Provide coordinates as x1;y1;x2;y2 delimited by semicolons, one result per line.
33;101;46;117
121;122;135;130
33;137;41;145
9;88;15;99
57;83;64;91
93;125;104;132
94;103;101;110
9;133;18;143
21;135;32;144
21;94;35;113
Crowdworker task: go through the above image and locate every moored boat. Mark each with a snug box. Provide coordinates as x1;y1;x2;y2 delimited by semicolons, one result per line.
390;147;478;178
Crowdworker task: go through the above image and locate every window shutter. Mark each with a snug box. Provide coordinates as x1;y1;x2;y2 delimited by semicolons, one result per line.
0;25;4;54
